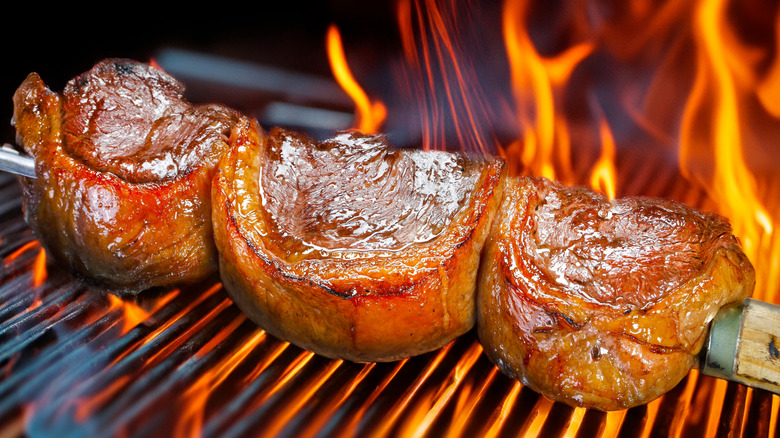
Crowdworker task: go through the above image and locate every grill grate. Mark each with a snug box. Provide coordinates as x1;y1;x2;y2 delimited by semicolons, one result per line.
0;139;777;438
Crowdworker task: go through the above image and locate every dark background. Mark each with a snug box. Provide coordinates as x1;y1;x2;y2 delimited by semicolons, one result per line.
2;2;403;145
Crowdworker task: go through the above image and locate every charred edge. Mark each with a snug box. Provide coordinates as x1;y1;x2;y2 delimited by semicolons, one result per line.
769;336;779;360
544;310;583;331
113;60;137;76
621;332;686;355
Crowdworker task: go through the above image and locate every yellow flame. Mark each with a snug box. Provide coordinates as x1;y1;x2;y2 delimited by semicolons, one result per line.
590;115;618;200
480;380;522;437
443;367;499;437
561;408;586;438
519;397;554;438
371;343;451;437
681;0;776;301
602;409;628;438
327;24;387;134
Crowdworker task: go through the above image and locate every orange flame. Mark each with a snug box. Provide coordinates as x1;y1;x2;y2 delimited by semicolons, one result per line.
757;10;780;118
4;240;39;265
502;0;593;181
395;0;496;154
326;24;387;134
107;294;153;335
174;320;263;438
397;342;483;436
32;248;47;288
480;380;522;437
106;288;179;335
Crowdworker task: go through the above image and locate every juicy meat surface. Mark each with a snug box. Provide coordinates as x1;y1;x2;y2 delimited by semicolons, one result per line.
477;176;754;411
212;121;506;362
12;58;240;294
60;59;236;183
259;128;485;260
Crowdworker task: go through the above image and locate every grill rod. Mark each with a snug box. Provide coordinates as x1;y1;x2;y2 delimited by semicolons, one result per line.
0;145;35;178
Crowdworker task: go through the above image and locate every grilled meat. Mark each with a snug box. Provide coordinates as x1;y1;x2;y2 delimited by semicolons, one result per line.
9;59;758;409
12;58;240;294
212;119;506;362
477;176;755;411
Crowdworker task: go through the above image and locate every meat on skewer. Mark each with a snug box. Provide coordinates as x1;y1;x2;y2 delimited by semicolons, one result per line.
477;176;755;410
5;58;768;408
12;58;241;294
212;119;506;362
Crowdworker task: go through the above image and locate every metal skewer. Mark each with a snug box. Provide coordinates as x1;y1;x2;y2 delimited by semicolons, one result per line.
0;144;35;178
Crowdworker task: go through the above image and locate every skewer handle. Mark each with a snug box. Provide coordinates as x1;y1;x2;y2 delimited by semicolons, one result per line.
0;144;35;178
702;298;780;394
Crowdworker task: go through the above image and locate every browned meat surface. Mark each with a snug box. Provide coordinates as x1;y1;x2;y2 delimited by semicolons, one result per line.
12;58;240;294
477;176;755;410
212;120;506;362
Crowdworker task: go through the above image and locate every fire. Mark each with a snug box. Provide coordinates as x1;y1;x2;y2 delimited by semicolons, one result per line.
397;341;483;437
590;115;618;200
395;0;496;153
679;0;777;302
384;0;779;430
326;24;387;134
4;240;39;265
106;288;179;335
174;318;262;438
32;248;47;288
502;0;593;181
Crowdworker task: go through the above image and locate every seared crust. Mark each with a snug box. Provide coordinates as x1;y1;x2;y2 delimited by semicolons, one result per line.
212;119;506;362
477;176;754;411
12;59;239;294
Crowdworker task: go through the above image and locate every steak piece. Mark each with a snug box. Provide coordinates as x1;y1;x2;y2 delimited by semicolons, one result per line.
212;120;506;362
12;58;240;294
477;176;754;411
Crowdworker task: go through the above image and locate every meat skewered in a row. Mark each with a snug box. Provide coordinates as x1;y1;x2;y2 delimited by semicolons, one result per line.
9;58;758;411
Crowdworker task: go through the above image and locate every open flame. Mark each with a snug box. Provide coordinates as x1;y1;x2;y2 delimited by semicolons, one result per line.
326;24;387;134
679;0;776;302
590;114;618;200
385;0;779;430
391;0;778;307
502;0;593;183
